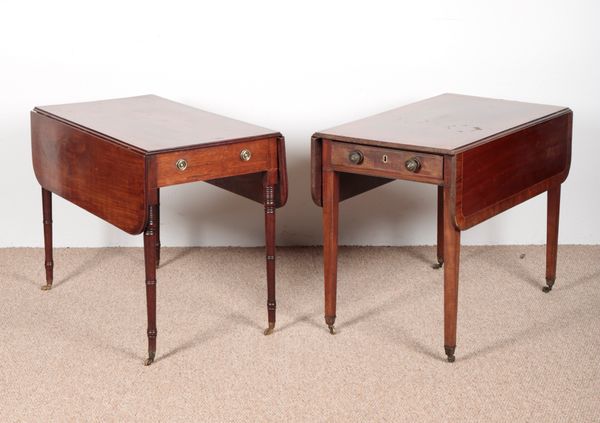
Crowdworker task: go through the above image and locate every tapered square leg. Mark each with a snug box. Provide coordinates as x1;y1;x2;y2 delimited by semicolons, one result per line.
143;202;158;365
433;185;444;269
263;171;277;336
443;182;460;362
41;188;54;291
323;164;339;335
544;185;561;293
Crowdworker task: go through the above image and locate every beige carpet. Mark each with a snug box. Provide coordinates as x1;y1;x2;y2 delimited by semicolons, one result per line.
1;246;599;422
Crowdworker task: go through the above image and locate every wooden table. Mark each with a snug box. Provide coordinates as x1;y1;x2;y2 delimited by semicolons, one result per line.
311;93;572;362
31;95;288;365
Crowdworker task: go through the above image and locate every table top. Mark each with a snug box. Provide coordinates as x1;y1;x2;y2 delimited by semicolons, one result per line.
34;95;280;153
314;93;569;154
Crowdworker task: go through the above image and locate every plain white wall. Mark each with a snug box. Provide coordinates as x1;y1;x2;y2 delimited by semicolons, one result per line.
1;0;598;247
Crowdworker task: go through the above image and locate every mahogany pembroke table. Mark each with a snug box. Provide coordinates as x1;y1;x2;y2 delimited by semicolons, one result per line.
31;95;288;365
311;93;572;362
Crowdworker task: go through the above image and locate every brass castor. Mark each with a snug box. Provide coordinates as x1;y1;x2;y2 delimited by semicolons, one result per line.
144;352;155;366
445;346;456;363
41;284;52;291
325;316;336;335
543;278;555;293
263;322;275;336
431;259;444;269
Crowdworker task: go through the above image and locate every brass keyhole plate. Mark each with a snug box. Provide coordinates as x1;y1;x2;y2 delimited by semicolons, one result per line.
382;154;388;164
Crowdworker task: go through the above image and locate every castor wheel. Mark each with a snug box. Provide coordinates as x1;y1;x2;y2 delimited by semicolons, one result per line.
445;346;456;363
144;352;155;366
263;322;275;336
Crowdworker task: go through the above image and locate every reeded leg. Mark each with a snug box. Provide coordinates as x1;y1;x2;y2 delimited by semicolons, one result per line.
323;166;339;335
143;203;158;365
263;172;277;336
443;182;460;363
156;189;161;269
41;188;54;291
433;185;444;269
544;186;561;293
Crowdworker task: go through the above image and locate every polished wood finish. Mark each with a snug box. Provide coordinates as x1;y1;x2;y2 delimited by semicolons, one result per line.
329;141;443;184
442;156;460;363
35;95;279;153
455;111;571;230
322;141;340;334
31;112;147;234
436;186;444;268
314;93;567;155
41;188;53;290
143;201;158;366
264;170;277;335
312;93;572;362
32;95;288;365
154;138;276;188
207;136;288;207
156;189;161;269
311;136;392;206
544;186;561;292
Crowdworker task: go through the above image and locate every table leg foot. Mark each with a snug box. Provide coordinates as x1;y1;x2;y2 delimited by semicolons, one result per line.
444;346;456;363
325;316;336;335
542;277;555;293
432;258;444;269
263;322;275;336
144;352;155;366
41;284;52;291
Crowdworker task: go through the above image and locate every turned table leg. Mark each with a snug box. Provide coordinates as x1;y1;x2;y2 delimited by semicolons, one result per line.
41;188;54;291
544;185;561;293
443;181;461;363
323;168;340;335
156;189;161;269
433;185;444;269
263;172;277;335
143;203;158;365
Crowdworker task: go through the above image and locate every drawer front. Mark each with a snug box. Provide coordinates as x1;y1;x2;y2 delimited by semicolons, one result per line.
155;138;276;187
329;141;443;184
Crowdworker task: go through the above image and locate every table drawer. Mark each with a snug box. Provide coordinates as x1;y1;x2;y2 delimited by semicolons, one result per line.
155;138;276;187
329;141;443;184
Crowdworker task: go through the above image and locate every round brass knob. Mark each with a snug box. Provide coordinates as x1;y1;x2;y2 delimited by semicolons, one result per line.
240;149;252;161
405;158;421;172
349;150;364;164
176;159;188;171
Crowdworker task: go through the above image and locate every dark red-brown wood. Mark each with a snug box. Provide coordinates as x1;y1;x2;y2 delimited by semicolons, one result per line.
41;188;53;290
143;200;158;366
263;170;277;335
454;111;571;230
442;156;460;363
322;140;340;334
435;186;444;268
31;112;147;234
312;93;572;362
544;186;561;293
32;95;288;365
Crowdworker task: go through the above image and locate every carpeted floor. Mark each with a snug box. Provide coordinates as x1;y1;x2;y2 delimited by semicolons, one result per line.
0;245;599;422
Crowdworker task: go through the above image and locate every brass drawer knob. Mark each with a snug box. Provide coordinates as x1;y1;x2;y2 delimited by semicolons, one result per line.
349;150;364;164
240;149;252;161
405;158;421;172
175;159;188;171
